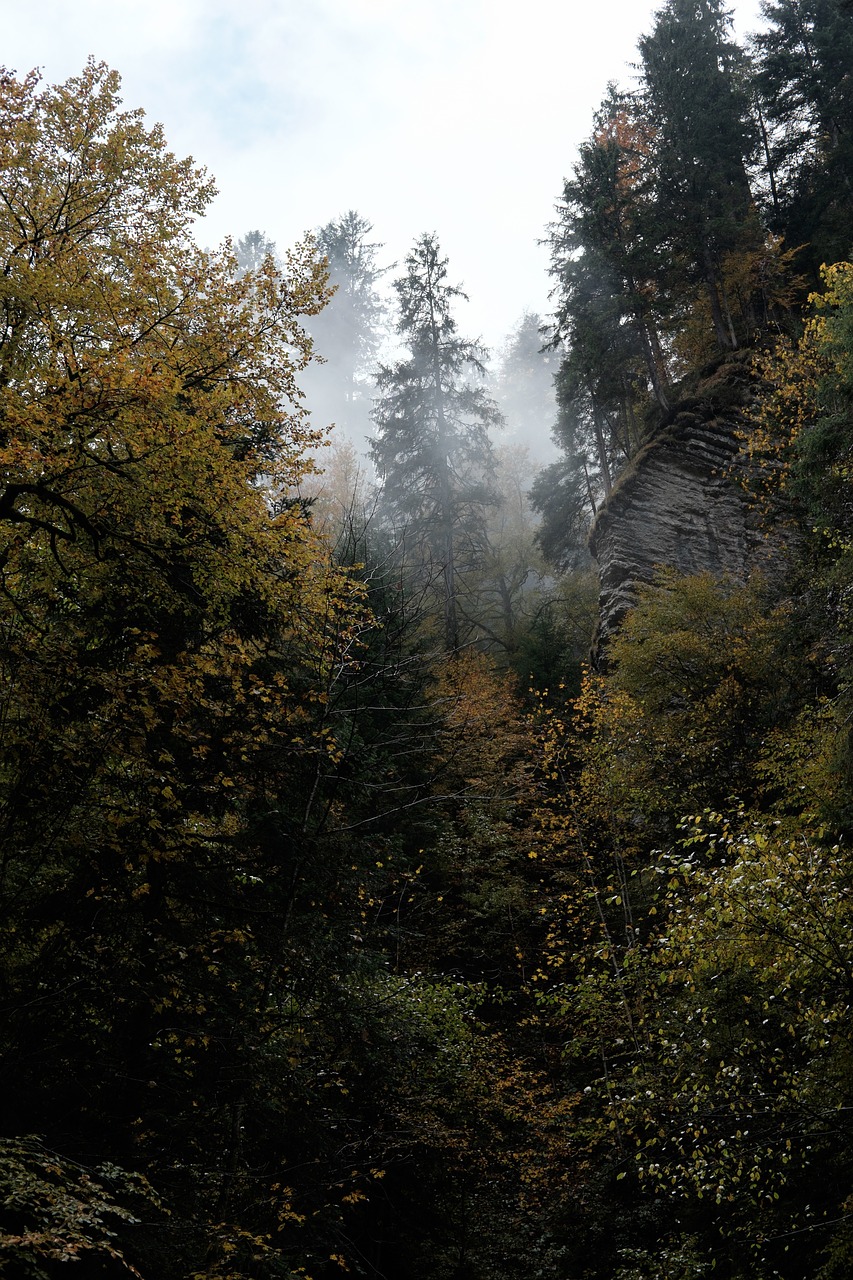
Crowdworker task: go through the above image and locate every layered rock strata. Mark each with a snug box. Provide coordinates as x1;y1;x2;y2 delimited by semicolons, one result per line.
589;356;787;654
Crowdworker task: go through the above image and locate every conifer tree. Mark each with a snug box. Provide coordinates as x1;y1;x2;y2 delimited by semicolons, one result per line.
551;94;671;415
371;234;501;651
233;227;277;274
302;211;388;450
316;213;386;405
539;99;657;558
493;311;558;455
639;0;763;350
753;0;853;267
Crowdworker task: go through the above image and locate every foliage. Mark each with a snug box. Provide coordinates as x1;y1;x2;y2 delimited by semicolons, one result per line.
0;58;374;1279
4;24;853;1280
537;0;810;552
0;1138;159;1278
0;78;565;1271
753;0;853;273
371;233;501;650
620;815;853;1274
747;261;853;831
639;0;764;354
546;92;662;507
570;571;791;854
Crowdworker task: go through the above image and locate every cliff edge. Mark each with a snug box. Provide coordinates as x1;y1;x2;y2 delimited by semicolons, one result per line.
589;353;787;655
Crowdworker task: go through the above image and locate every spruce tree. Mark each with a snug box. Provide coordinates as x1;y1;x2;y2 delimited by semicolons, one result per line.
639;0;763;350
371;234;501;651
551;95;671;415
754;0;853;268
302;211;388;451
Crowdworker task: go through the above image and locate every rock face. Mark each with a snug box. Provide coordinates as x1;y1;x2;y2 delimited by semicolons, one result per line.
589;355;787;655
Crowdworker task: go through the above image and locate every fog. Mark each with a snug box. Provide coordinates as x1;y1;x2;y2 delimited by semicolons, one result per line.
262;221;562;482
2;0;766;358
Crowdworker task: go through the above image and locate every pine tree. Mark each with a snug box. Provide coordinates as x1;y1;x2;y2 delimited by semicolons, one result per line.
371;234;501;651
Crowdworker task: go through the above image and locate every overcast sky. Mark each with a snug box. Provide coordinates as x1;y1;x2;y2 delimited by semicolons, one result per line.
3;0;763;358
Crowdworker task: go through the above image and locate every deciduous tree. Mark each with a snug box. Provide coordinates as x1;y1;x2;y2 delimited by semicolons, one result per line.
0;58;369;1278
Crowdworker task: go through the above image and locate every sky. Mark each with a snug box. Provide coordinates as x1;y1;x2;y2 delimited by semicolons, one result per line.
2;0;764;359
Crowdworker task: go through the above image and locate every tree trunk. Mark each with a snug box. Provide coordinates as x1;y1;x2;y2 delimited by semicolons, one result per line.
702;239;736;350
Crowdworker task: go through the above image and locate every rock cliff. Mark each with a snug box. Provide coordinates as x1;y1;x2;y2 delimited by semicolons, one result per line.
589;354;788;654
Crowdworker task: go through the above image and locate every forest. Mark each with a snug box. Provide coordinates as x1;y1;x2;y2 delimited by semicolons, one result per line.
1;0;853;1276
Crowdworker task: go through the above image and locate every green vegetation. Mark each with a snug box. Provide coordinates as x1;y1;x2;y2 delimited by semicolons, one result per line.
2;4;853;1275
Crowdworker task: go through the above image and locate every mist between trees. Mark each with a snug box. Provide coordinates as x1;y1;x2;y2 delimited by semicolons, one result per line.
3;2;853;1278
233;214;587;679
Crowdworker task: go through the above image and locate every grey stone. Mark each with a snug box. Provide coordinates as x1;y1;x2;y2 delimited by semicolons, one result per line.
589;357;791;659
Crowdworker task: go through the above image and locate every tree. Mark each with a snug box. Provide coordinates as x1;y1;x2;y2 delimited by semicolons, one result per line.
0;59;376;1278
456;444;562;670
0;71;609;1276
301;210;388;452
493;312;559;460
639;0;764;352
0;1137;160;1278
549;93;672;421
233;227;278;274
371;233;502;651
541;93;670;552
529;451;597;570
753;0;853;271
620;818;853;1277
